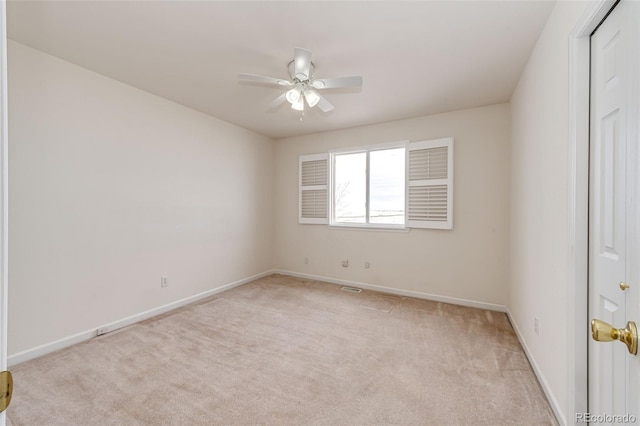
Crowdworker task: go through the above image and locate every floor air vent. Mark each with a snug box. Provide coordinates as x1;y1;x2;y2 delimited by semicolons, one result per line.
341;286;362;293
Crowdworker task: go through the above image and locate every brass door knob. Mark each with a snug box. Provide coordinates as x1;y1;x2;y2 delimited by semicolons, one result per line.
620;282;630;291
0;371;12;413
591;319;638;355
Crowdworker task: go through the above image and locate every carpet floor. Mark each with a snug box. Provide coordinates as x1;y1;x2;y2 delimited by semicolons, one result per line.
7;274;557;425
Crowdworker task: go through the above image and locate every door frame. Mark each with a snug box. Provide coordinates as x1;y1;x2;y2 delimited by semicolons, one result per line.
0;1;8;425
568;0;617;420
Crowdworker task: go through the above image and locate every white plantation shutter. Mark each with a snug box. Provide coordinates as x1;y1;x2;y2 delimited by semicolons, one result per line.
407;138;453;229
299;153;329;224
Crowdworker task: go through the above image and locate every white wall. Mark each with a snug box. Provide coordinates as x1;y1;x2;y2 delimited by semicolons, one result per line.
274;104;510;307
7;41;275;356
7;4;597;419
509;1;590;423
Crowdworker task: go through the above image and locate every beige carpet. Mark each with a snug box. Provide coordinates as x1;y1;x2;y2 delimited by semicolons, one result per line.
7;274;557;425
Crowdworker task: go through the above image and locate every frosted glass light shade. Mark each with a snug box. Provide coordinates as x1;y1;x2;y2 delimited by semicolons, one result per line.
304;89;320;107
286;87;301;104
291;97;304;111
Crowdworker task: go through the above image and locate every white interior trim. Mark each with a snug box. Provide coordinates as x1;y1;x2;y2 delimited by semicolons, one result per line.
274;269;508;313
0;2;7;425
0;0;8;371
567;0;616;421
507;309;564;425
10;268;509;366
8;269;276;367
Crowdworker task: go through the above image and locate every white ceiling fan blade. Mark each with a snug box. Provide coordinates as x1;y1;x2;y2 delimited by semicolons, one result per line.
316;93;334;112
268;93;287;109
238;73;292;86
294;47;312;80
312;76;363;89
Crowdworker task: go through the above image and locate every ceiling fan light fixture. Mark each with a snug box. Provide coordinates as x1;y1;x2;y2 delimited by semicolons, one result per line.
285;87;301;104
239;48;362;114
304;89;320;107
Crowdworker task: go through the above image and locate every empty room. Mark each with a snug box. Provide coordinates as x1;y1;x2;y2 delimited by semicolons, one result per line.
0;0;639;425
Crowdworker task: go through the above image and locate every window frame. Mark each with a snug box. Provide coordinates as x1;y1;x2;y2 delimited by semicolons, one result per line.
299;137;454;231
329;141;409;230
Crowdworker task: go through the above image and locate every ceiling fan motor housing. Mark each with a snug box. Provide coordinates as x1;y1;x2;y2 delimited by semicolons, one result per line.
288;60;315;82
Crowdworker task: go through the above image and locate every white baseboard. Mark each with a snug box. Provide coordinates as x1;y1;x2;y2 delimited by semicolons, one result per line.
8;269;276;367
506;310;565;426
10;267;561;424
274;269;508;313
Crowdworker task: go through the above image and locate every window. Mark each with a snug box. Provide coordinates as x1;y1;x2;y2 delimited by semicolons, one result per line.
333;146;405;226
299;138;453;230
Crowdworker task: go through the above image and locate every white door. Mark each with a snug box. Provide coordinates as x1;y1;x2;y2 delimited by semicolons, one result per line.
589;0;640;420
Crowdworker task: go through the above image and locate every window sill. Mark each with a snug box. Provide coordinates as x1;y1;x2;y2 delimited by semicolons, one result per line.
327;224;410;233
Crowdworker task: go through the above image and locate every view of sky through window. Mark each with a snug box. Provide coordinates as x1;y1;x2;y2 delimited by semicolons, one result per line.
370;148;405;224
334;147;405;225
334;152;366;223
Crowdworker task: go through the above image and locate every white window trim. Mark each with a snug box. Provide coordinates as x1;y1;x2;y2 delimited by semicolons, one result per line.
299;137;453;231
328;223;408;231
330;141;408;228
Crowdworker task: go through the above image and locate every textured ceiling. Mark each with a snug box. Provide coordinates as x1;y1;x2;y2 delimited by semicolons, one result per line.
7;1;556;139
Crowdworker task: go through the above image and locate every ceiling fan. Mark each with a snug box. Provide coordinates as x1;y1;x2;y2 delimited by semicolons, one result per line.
239;47;363;113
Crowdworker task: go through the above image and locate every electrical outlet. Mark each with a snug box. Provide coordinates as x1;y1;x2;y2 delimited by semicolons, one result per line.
534;317;540;336
161;276;168;288
364;262;371;269
341;259;349;267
